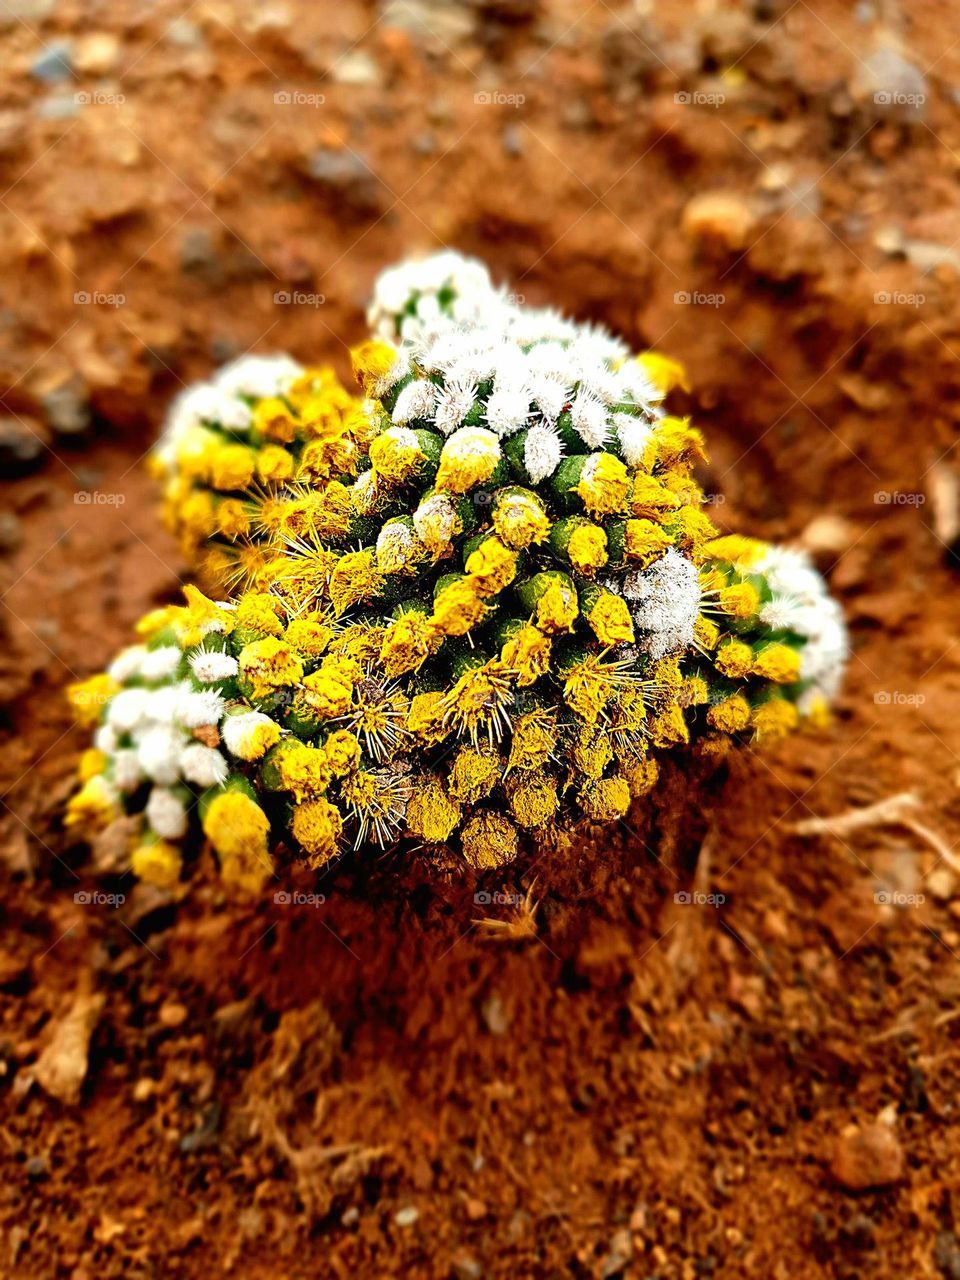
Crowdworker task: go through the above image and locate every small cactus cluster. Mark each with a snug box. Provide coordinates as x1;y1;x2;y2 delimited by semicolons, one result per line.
151;354;363;592
67;253;847;891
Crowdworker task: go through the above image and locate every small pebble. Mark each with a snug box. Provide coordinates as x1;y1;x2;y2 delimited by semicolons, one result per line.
331;51;382;87
179;1100;221;1153
73;32;119;76
927;867;956;901
301;147;383;211
501;124;523;157
426;97;452;125
452;1254;483;1280
166;19;204;48
412;131;437;156
158;1001;187;1028
839;1213;876;1250
179;227;219;274
394;1206;419;1227
43;382;90;436
601;1228;634;1278
682;192;758;249
480;993;509;1035
799;513;857;558
35;94;79;121
561;98;593;129
831;1120;905;1190
853;44;927;121
0;512;23;554
31;41;73;83
935;1231;960;1280
0;416;46;472
381;0;474;46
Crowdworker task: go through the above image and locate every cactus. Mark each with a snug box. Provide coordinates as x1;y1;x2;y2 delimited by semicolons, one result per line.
151;354;365;592
69;256;847;888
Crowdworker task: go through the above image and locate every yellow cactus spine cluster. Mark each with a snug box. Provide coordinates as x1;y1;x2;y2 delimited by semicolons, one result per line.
68;254;847;890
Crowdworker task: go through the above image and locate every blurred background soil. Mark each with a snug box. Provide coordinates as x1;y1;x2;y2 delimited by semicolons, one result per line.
2;0;960;1276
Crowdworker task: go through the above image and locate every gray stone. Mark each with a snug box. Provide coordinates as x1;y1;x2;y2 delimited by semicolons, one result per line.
600;1230;634;1278
301;147;384;212
43;381;90;436
35;93;79;121
854;43;927;121
179;226;219;274
0;416;46;471
31;41;74;84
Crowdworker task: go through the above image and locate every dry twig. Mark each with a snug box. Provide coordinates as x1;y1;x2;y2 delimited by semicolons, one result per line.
791;791;960;874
